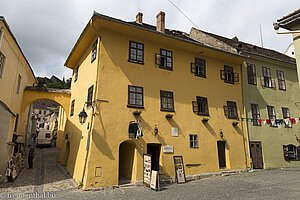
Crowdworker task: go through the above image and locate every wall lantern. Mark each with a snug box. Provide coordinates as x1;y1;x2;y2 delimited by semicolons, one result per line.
78;108;88;124
220;130;224;139
154;125;159;136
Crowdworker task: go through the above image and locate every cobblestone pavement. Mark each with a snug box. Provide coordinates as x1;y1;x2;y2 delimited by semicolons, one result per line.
0;147;77;199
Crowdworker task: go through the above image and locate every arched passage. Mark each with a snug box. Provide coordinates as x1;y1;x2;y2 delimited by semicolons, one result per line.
119;141;135;184
20;86;71;116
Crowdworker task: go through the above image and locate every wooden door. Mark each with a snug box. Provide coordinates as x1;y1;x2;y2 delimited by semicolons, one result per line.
147;144;161;171
250;141;263;169
217;141;226;169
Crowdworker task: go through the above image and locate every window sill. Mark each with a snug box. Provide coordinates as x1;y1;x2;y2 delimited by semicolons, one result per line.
128;59;144;65
127;104;144;109
227;116;238;119
195;74;206;78
224;80;234;84
196;112;209;116
279;88;286;91
159;66;173;71
160;108;175;112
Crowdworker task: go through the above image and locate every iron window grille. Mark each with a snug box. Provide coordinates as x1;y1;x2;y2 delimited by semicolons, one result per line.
224;101;238;119
192;96;209;116
261;67;275;88
87;85;94;107
250;104;261;126
277;70;286;90
155;49;173;71
282;107;292;128
70;100;75;117
91;39;98;63
128;85;144;108
189;134;198;148
191;58;206;78
247;63;257;85
220;65;239;84
267;105;277;127
128;41;144;64
160;90;174;112
0;52;5;78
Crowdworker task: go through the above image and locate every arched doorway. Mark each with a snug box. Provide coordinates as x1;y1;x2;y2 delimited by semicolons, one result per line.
119;141;135;184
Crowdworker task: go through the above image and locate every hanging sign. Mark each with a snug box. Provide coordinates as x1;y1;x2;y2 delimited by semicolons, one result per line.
143;154;152;186
173;156;186;184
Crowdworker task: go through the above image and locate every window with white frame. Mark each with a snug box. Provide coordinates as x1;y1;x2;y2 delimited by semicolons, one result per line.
189;134;198;148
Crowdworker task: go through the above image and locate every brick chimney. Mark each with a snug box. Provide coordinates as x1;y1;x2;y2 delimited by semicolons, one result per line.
156;11;165;33
136;12;143;24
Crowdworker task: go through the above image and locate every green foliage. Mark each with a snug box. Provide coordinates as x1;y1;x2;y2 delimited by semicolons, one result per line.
36;77;71;89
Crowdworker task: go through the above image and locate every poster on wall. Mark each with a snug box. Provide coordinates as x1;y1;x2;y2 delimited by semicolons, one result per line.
173;156;186;184
143;154;152;186
150;170;160;191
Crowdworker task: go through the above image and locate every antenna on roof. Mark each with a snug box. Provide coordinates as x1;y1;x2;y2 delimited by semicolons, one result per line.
259;24;264;48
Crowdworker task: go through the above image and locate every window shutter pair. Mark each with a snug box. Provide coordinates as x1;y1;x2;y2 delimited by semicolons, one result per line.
223;105;229;118
260;76;265;87
192;101;199;113
220;70;225;80
234;73;239;82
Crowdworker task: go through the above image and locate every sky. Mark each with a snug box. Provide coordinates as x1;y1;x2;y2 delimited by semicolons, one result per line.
0;0;299;80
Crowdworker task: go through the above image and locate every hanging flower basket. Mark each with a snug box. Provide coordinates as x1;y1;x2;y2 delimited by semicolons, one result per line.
202;118;209;123
165;114;173;119
133;110;142;116
232;122;239;126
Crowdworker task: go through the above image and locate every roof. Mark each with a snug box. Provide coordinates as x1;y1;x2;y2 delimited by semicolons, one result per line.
25;86;71;94
194;29;296;65
65;12;244;68
0;16;37;83
276;8;300;31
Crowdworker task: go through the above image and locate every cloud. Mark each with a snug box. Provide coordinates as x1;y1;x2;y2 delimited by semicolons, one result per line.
0;0;298;79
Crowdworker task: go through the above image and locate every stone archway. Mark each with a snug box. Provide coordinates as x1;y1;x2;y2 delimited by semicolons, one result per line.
20;86;71;116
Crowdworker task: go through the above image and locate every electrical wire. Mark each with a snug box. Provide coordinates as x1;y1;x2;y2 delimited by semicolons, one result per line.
167;0;200;29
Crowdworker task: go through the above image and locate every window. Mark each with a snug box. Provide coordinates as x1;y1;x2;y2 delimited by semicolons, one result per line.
247;63;256;85
250;104;260;126
155;49;173;71
39;110;41;114
46;133;51;138
191;58;206;78
277;70;286;90
14;114;19;132
160;90;174;112
189;134;198;148
220;65;238;84
91;39;98;63
16;75;21;94
74;66;79;82
283;145;300;161
192;96;209;116
267;105;276;127
224;101;238;119
44;111;46;115
261;67;274;88
0;52;5;78
128;85;143;108
87;85;94;107
128;41;144;64
70;100;75;116
282;107;292;128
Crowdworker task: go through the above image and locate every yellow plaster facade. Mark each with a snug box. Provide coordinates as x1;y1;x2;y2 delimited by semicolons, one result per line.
62;12;251;189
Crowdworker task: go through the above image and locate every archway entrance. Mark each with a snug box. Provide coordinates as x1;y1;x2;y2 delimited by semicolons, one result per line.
119;141;135;185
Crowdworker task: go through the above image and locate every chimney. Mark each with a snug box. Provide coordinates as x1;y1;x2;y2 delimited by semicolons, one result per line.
156;11;165;33
136;12;143;24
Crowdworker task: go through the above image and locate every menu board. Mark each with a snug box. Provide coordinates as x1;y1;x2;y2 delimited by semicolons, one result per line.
173;156;186;184
143;154;152;186
150;170;159;190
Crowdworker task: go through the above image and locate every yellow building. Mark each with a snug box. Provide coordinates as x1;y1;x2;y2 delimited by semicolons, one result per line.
0;16;36;182
62;11;250;189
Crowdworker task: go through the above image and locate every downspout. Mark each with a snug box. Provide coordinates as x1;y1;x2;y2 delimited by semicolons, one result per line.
81;18;101;188
241;62;252;169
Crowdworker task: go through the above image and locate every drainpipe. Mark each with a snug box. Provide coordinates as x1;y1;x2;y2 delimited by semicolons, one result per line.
81;17;101;188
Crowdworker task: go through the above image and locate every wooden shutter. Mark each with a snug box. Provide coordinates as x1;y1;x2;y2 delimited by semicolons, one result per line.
223;105;229;117
155;53;160;65
260;76;265;87
234;73;239;82
192;101;199;113
191;63;196;74
220;70;225;80
271;79;276;89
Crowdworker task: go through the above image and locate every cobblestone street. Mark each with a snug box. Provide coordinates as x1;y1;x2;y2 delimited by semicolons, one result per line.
0;147;77;199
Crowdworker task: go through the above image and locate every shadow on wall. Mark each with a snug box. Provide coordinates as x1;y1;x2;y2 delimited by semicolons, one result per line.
92;129;115;160
59;119;82;179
